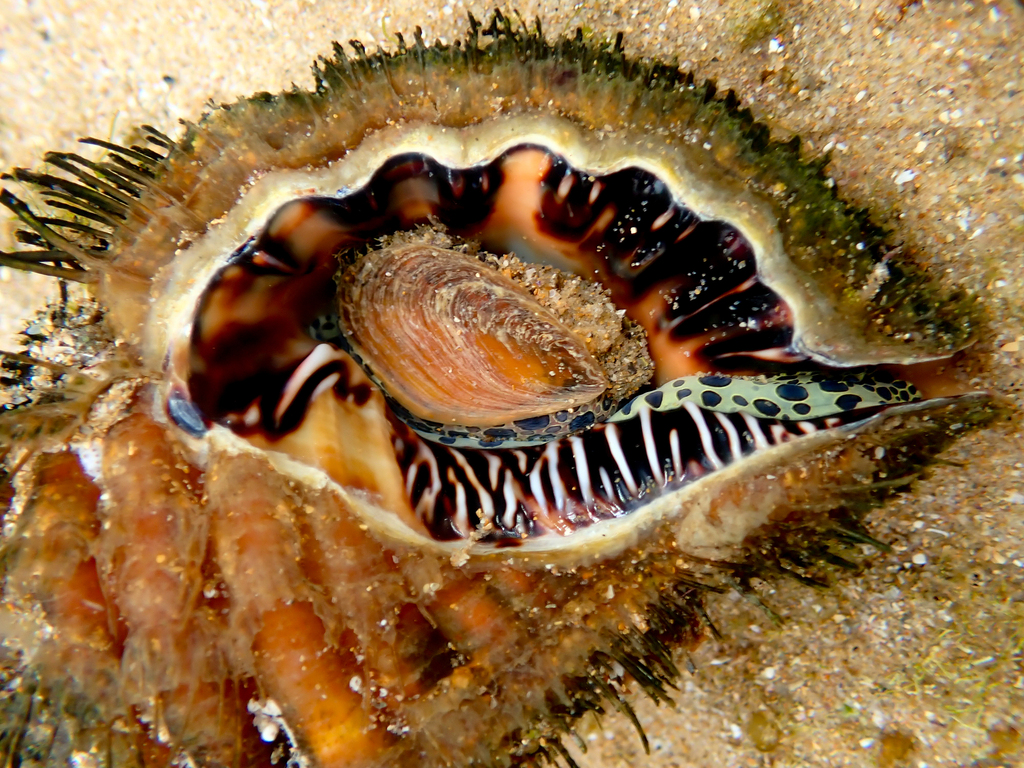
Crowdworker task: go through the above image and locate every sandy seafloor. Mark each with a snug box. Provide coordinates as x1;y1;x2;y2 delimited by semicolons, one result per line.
1;0;1023;766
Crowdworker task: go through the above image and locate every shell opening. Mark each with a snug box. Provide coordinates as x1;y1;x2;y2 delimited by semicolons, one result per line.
174;142;958;548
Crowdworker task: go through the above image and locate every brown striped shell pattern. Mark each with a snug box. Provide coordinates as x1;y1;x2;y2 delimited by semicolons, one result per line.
0;13;995;768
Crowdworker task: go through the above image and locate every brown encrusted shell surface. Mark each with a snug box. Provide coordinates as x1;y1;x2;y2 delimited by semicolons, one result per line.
1;4;1022;768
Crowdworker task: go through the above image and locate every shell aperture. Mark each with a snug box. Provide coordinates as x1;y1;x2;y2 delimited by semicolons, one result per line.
179;141;974;549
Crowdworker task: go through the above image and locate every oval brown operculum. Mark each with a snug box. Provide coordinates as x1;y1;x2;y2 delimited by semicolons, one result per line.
339;242;610;431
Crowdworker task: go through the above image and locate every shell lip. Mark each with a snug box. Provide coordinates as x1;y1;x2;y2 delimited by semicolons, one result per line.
792;329;977;370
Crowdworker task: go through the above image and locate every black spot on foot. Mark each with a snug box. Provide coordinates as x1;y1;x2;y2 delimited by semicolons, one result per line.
835;394;863;411
514;415;551;431
701;390;723;407
570;411;596;431
775;383;808;401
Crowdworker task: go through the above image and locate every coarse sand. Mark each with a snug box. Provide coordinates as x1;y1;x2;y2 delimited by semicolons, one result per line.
2;1;1023;765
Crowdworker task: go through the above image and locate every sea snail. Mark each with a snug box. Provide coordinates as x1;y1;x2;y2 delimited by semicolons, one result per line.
0;13;992;768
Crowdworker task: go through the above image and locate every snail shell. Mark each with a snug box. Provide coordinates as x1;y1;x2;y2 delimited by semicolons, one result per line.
0;13;996;768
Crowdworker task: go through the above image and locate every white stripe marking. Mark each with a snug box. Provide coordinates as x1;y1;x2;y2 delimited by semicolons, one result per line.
740;413;770;451
569;436;595;506
605;423;639;496
448;467;470;536
797;420;818;435
529;461;549;516
639;408;665;486
502;470;520;530
682;402;723;470
512;449;529;474
411;442;442;523
599;467;616;501
545;442;568;512
669;428;683;481
243;403;260;428
309;372;340;405
714;411;743;462
484;453;502;490
275;343;347;424
405;464;419;501
452;451;495;527
557;171;574;201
